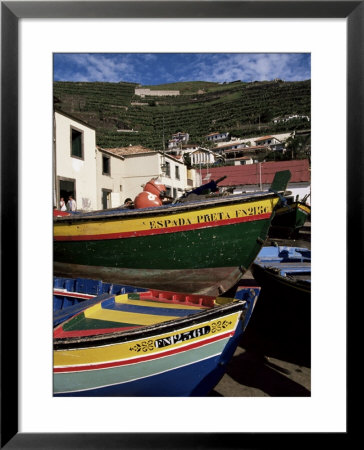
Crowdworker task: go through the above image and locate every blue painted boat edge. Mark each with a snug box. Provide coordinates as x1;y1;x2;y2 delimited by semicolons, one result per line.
256;246;311;263
53;293;111;327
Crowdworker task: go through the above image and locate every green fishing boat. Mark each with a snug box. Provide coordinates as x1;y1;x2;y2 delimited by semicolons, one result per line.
54;170;291;295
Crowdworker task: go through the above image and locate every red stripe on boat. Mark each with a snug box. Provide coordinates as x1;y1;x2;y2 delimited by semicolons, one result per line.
54;326;141;339
53;290;96;299
54;330;235;373
54;213;271;241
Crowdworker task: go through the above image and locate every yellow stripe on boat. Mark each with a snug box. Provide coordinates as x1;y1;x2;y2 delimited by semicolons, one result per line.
54;310;242;367
298;204;311;214
84;305;180;326
114;295;210;311
54;197;278;238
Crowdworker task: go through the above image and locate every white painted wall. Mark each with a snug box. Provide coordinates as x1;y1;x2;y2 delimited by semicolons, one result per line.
55;117;197;210
54;111;97;211
122;153;189;200
96;149;124;209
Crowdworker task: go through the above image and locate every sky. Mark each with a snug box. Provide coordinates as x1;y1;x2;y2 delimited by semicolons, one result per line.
53;53;310;85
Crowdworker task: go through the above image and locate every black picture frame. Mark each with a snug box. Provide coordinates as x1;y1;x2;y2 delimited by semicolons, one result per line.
1;1;357;448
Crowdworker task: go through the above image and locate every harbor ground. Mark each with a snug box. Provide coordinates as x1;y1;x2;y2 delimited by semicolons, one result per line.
209;222;311;397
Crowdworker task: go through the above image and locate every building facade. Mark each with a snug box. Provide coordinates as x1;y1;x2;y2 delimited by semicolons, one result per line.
120;151;189;200
96;148;125;209
54;110;98;211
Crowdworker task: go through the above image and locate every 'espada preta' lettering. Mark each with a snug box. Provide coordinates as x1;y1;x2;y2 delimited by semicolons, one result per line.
147;206;269;230
154;326;211;349
149;217;193;229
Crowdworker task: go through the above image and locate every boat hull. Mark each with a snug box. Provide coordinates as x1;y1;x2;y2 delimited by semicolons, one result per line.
54;324;243;397
54;194;278;270
54;301;248;397
53;263;245;296
251;262;310;302
269;201;310;237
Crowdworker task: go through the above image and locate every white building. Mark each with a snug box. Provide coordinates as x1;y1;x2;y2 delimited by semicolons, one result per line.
54;110;98;211
188;148;224;166
96;148;125;209
206;131;229;142
168;132;190;149
54;111;199;211
98;146;192;201
254;135;281;147
273;115;310;124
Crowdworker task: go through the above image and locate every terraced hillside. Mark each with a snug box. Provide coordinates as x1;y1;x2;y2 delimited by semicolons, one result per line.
53;79;311;149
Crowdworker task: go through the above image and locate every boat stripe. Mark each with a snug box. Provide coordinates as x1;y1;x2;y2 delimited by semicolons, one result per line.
116;297;209;311
54;330;234;373
54;213;271;241
85;307;180;326
53;289;95;299
103;303;205;318
54;351;224;394
298;204;311;214
54;326;141;338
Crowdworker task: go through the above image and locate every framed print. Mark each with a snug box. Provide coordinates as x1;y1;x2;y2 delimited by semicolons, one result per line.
1;1;358;448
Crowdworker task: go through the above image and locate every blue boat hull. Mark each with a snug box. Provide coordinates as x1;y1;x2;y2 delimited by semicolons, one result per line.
54;321;243;397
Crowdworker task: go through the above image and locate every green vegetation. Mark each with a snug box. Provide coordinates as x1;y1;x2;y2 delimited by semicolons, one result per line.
53;79;310;149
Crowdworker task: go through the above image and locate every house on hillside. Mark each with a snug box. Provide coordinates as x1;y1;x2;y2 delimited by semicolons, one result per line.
273;115;310;124
200;159;311;204
168;132;190;149
232;156;254;166
166;145;224;167
254;135;279;146
53;110;98;211
135;88;180;97
254;135;285;152
188;148;225;166
214;141;248;155
206;131;230;143
223;144;269;161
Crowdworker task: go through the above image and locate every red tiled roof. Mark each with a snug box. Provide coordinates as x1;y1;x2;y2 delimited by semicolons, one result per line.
254;135;274;142
98;145;155;156
201;160;310;186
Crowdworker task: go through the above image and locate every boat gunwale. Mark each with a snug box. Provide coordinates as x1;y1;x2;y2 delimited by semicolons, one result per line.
53;191;278;223
53;299;247;350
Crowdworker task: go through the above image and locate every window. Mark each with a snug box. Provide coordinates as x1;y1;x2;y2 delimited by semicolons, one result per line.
102;189;112;209
71;128;83;159
165;186;172;198
102;155;110;175
173;188;177;199
175;165;180;179
165;161;171;177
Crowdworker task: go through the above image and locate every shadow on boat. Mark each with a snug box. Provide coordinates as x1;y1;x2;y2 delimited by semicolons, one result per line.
209;350;310;397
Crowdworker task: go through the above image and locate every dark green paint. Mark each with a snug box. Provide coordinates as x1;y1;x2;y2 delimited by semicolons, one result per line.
54;219;271;270
271;203;309;232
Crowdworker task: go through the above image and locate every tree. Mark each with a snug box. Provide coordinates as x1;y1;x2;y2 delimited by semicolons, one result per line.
183;153;193;169
285;134;310;159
